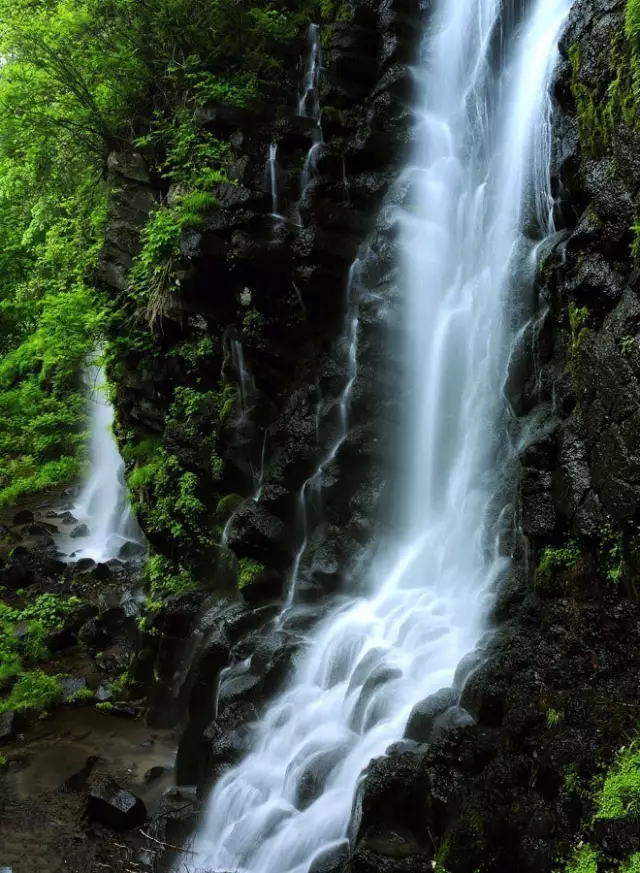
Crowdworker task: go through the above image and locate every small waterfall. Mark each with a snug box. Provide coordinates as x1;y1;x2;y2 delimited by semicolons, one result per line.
286;258;361;605
221;337;267;545
266;143;283;220
298;24;321;119
188;1;573;872
60;363;142;564
297;24;323;217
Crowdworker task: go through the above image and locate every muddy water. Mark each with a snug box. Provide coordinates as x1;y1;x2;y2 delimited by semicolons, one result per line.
5;707;177;811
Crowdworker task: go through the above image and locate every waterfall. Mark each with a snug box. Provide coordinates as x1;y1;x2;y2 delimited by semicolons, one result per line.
189;1;572;871
266;143;283;220
60;363;142;564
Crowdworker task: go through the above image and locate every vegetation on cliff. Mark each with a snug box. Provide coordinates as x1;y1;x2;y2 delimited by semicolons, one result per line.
0;0;323;508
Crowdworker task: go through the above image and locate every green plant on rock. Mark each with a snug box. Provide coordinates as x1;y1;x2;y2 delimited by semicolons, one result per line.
238;558;265;589
622;853;640;873
534;545;581;591
546;708;565;728
145;553;196;598
595;742;640;820
568;302;589;357
563;844;599;873
95;701;113;713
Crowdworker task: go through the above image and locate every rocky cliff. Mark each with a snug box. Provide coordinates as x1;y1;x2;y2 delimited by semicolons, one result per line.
94;0;640;871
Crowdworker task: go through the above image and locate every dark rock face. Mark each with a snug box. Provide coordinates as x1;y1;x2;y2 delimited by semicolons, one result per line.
86;775;147;829
0;711;19;744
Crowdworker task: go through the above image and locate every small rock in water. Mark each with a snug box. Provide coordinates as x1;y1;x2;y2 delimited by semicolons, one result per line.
86;775;147;829
74;557;96;574
70;524;90;539
143;765;166;785
59;511;78;525
95;682;112;702
13;509;34;525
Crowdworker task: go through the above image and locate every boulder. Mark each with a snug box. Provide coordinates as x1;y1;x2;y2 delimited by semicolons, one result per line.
59;677;89;703
70;524;90;539
13;510;34;525
86;775;147;829
0;558;34;590
118;540;146;560
404;687;458;742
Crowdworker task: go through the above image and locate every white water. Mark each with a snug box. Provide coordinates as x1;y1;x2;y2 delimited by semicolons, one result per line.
266;143;283;220
59;364;142;564
298;24;321;119
190;1;572;871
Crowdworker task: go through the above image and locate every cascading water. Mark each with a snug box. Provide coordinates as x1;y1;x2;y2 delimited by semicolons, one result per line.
188;1;572;871
298;24;323;207
59;363;142;564
266;142;283;220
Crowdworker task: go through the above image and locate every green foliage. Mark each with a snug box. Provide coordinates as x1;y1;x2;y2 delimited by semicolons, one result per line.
534;545;581;590
145;553;196;598
568;302;589;356
95;701;113;713
595;743;640;820
0;594;81;701
563;844;599;873
69;686;94;703
622;853;640;873
0;670;62;713
546;708;564;728
238;558;265;589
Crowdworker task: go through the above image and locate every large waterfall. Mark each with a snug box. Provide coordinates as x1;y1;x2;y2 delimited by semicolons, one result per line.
190;0;572;870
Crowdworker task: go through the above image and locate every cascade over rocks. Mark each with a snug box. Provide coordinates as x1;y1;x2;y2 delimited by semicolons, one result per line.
99;0;425;826
83;0;640;872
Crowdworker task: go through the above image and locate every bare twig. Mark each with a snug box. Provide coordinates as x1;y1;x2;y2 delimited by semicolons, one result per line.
139;829;196;854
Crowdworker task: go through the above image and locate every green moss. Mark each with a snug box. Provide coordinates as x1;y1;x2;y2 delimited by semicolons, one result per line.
95;701;113;713
238;558;265;589
216;493;244;523
595;742;640;820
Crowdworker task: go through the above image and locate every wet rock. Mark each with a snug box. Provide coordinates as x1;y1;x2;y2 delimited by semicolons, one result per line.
118;540;146;560
428;705;475;743
86;775;147;829
22;522;58;537
79;618;109;648
0;558;34;590
404;687;458;743
58;511;77;525
59;677;89;703
96;682;113;702
0;711;20;744
40;556;67;577
144;765;166;785
111;704;139;719
13;510;34;525
74;557;96;574
70;524;90;539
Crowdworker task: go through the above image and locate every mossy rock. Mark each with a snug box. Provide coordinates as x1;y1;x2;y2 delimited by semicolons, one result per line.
215;493;244;524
